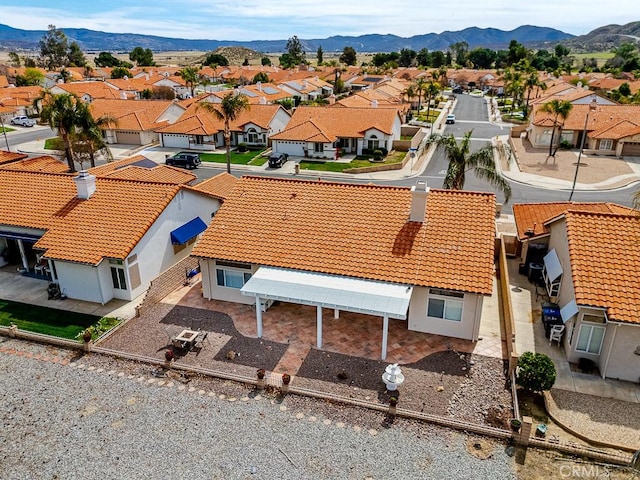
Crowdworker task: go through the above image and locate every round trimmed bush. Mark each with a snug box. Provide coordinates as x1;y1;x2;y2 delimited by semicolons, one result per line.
516;351;557;393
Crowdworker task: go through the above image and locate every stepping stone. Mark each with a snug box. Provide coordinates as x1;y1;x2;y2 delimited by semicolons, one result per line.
295;413;304;420
118;372;125;377
95;368;103;372
241;397;250;402
353;426;362;433
148;379;156;384
178;385;186;391
166;382;174;388
157;381;166;386
88;366;96;371
208;392;216;397
198;390;206;395
368;429;378;436
323;419;332;426
336;422;345;429
228;397;237;402
188;387;196;392
279;405;287;412
308;416;317;422
218;394;226;400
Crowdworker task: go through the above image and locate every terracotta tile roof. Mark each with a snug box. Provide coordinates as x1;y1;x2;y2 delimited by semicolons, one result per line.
102;165;196;184
0;76;9;88
588;119;640;140
54;81;122;100
533;104;640;133
89;99;172;131
206;84;291;104
0;150;28;165
562;211;640;324
88;155;151;176
270;119;334;142
189;172;238;200
270;106;399;140
193;176;496;294
155;113;219;135
0;155;69;173
0;169;182;264
513;202;634;240
172;103;286;133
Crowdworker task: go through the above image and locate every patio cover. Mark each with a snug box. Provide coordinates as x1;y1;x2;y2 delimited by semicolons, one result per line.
543;249;563;281
170;217;207;245
241;266;413;320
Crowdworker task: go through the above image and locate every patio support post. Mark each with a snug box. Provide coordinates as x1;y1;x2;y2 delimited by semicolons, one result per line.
316;305;323;349
381;315;389;360
334;308;339;319
17;240;28;271
255;296;263;338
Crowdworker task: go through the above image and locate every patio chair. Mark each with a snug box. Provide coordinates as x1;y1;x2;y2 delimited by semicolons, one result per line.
194;331;209;349
549;325;565;346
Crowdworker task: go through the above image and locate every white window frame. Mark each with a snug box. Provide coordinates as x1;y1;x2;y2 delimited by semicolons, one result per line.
109;259;127;290
216;268;252;289
427;289;464;322
575;323;605;355
599;139;613;150
367;135;380;150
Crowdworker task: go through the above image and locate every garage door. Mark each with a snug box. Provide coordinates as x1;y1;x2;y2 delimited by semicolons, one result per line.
622;141;640;157
162;134;190;149
115;131;142;145
273;141;305;157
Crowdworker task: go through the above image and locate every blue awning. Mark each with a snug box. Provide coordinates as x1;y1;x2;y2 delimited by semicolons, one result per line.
170;217;207;245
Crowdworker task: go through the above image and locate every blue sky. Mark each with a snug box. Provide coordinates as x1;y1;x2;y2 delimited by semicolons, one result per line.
3;1;637;41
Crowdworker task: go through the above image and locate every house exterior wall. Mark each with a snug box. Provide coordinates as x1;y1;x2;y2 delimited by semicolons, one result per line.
601;323;640;382
140;131;159;145
407;287;484;341
199;258;258;303
54;190;219;304
157;103;186;124
54;262;105;303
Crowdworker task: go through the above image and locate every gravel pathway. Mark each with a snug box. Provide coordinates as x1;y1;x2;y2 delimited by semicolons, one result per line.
0;339;517;480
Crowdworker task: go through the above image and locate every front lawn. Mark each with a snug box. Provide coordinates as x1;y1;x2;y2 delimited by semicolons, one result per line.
0;126;15;133
199;149;266;165
0;299;100;339
300;150;406;172
44;137;64;150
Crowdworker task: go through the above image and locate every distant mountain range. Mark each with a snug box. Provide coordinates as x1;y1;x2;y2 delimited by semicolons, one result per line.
0;23;573;53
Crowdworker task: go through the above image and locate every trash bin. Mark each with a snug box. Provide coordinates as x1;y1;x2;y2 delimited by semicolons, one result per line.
294;164;300;175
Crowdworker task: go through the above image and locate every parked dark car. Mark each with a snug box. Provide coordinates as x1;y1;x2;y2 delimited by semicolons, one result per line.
166;153;201;169
452;86;463;94
268;152;289;168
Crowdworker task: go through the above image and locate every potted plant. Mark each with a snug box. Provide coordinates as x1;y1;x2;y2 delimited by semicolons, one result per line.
510;418;522;432
164;349;174;362
82;328;93;343
257;368;266;379
389;396;398;407
282;373;291;385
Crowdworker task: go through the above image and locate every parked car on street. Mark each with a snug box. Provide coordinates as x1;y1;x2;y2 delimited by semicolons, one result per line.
10;116;36;127
268;152;289;168
165;153;201;169
446;114;456;124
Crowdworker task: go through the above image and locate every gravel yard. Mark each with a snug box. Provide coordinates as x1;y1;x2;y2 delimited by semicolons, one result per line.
0;339;518;480
101;303;513;429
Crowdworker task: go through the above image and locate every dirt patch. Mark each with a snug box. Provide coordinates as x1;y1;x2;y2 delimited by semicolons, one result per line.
465;436;495;460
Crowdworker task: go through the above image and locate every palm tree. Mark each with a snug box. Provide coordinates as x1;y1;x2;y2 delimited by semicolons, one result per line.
523;70;544;118
197;92;250;174
73;102;118;168
424;81;441;124
413;77;428;113
427;131;511;202
179;66;199;97
34;91;85;172
539;99;573;160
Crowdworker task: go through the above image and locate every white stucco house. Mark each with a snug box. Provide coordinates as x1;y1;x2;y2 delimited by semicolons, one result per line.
513;202;640;383
192;176;496;359
0;158;227;305
156;103;291;151
270;106;402;159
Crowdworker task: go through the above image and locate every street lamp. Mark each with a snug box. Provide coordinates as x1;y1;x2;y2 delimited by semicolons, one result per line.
569;97;598;201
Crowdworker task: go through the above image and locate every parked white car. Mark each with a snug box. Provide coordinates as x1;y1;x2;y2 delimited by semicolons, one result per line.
10;116;36;127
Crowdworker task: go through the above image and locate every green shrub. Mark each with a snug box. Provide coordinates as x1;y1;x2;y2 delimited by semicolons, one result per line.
237;142;248;152
559;140;574;149
516;352;557;393
372;149;383;161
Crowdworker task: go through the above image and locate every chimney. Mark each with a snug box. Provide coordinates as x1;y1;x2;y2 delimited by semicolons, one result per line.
371;99;378;108
328;94;336;105
73;170;96;199
409;181;429;222
259;96;267;104
257;81;262;92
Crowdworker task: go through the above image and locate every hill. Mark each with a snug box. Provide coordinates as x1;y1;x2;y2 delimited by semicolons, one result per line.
562;21;640;52
0;23;572;53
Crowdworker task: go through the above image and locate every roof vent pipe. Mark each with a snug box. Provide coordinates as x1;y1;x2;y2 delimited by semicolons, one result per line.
409;180;429;222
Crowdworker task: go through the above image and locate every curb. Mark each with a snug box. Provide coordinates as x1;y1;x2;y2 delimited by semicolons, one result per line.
543;391;637;453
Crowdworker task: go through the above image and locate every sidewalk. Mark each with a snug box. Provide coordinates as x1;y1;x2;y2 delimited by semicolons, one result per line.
498;135;640;191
